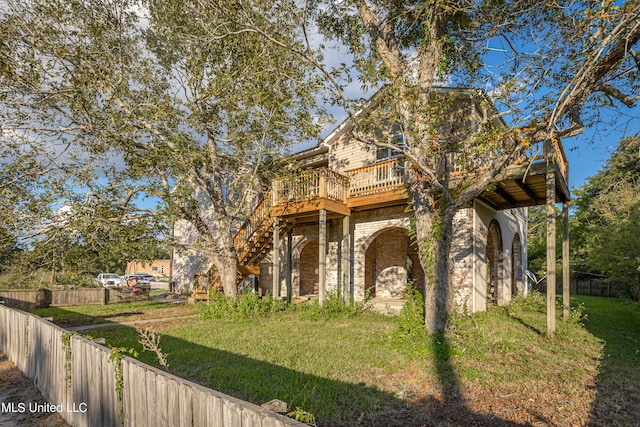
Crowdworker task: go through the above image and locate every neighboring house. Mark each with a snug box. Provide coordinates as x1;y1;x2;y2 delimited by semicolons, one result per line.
174;88;570;314
125;259;172;277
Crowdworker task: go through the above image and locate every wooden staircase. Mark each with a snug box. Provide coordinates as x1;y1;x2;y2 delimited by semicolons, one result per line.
192;190;288;300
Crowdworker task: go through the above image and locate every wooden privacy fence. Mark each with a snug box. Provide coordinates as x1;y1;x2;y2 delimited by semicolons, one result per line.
0;305;301;427
0;288;149;310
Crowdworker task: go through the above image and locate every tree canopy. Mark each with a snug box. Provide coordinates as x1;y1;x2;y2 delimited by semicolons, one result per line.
571;134;640;299
0;0;324;293
1;0;638;321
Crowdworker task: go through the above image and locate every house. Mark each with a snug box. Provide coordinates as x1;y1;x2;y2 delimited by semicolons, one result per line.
175;88;570;315
125;259;172;278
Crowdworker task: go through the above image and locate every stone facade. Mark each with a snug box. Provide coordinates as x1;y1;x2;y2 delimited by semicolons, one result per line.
259;202;527;314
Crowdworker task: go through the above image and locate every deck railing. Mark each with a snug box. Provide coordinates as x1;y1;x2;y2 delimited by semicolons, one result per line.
233;190;273;254
272;168;348;205
447;138;568;185
347;158;406;197
546;139;569;184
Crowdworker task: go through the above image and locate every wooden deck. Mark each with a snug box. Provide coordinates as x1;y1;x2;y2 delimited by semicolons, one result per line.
268;138;569;217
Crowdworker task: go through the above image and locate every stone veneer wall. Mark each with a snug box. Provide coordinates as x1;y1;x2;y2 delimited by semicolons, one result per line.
257;203;526;314
450;208;474;312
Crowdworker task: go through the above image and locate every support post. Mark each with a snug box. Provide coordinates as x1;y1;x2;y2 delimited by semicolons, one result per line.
286;229;293;304
272;218;280;297
342;215;351;303
546;172;556;336
319;209;327;306
562;201;570;321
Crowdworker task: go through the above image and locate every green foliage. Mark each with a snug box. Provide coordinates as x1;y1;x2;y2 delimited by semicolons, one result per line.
286;407;317;426
198;290;373;322
0;0;324;295
108;346;139;424
507;290;547;314
198;292;288;321
0;226;20;273
61;332;79;391
571;134;640;300
387;285;431;355
294;291;372;321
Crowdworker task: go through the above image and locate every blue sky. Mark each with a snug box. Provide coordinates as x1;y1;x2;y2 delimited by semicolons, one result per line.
560;106;640;191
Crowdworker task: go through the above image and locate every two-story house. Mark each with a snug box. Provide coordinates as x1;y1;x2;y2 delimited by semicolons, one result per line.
175;87;570;315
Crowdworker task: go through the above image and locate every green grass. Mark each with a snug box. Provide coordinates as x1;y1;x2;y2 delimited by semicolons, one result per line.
35;294;640;426
576;296;640;384
84;313;408;426
30;300;198;327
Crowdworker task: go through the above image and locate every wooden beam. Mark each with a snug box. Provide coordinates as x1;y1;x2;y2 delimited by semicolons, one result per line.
546;172;556;336
493;185;518;206
271;198;350;218
237;265;260;276
562;201;570;321
347;188;407;209
272;217;280;297
514;179;542;205
342;215;351;303
319;209;327;306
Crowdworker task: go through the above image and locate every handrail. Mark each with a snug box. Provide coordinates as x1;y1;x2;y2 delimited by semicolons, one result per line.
546;138;569;184
347;158;406;197
233;190;272;254
447;137;568;183
272;168;349;205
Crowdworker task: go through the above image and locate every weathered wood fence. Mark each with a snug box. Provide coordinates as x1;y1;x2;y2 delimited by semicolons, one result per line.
571;279;628;298
0;305;301;427
0;288;150;310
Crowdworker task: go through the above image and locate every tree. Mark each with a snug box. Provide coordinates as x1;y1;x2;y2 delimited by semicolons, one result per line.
291;0;640;331
0;0;323;296
572;134;640;299
0;225;20;273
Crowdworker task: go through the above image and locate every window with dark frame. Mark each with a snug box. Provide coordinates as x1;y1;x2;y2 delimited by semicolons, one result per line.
375;133;405;162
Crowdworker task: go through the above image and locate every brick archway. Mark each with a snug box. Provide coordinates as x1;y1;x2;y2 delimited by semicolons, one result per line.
363;227;422;298
511;233;523;298
486;220;503;305
298;240;319;296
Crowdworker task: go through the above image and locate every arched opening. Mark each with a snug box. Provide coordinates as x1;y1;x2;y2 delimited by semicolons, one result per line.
364;228;424;298
299;240;319;296
486;220;503;305
511;234;523;298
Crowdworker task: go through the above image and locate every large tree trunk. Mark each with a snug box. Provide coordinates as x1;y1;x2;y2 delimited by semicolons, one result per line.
408;176;456;333
218;244;238;298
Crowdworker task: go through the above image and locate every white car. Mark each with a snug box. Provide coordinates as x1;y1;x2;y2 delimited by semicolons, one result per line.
122;273;154;287
95;273;124;288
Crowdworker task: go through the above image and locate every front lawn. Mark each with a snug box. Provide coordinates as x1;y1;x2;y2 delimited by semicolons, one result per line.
33;293;640;426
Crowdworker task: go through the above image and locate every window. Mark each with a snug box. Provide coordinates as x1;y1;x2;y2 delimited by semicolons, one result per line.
152;266;158;272
376;133;405;162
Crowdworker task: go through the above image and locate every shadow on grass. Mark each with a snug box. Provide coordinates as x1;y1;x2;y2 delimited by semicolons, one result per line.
577;296;640;427
42;307;531;426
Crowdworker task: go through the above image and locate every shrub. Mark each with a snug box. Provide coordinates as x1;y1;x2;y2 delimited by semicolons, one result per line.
294;290;371;320
508;290;546;313
388;284;431;354
198;291;288;320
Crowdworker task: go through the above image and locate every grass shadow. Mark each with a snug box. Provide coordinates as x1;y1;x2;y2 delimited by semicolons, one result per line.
578;296;640;426
32;304;537;426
